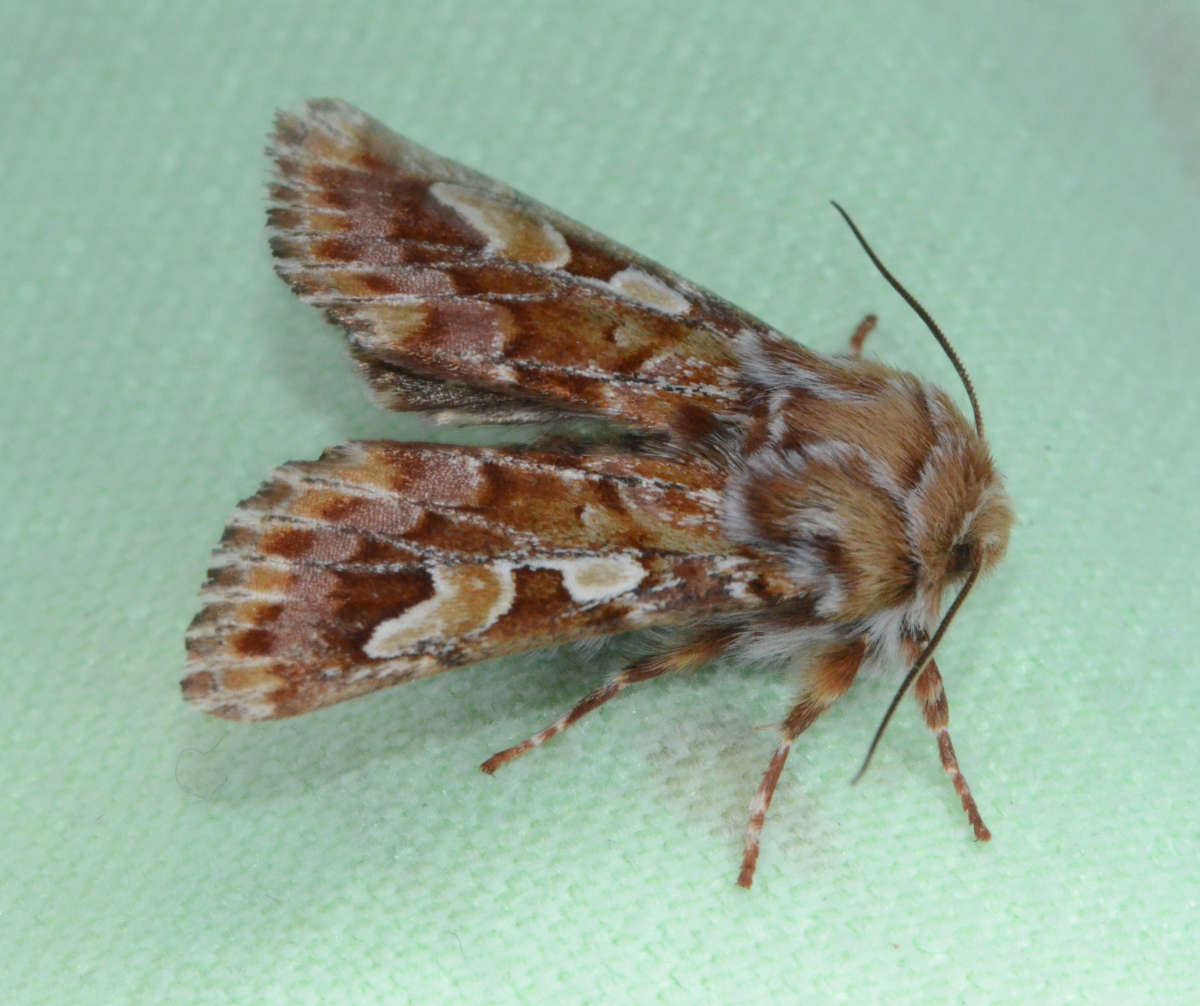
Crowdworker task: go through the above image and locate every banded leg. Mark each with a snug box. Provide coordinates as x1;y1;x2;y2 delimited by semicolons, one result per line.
737;642;864;888
480;631;732;774
848;313;877;358
913;659;990;841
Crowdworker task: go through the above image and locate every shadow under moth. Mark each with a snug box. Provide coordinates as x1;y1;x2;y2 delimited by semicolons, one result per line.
183;99;1013;887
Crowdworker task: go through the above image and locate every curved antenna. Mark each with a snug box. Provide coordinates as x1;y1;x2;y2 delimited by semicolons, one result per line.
830;202;984;438
851;564;981;785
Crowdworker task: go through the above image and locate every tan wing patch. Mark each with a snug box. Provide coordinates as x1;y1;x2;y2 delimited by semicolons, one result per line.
430;182;571;267
364;563;517;658
608;267;693;315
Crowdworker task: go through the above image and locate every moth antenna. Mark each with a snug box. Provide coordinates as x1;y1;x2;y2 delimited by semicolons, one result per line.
830;202;984;437
851;564;981;785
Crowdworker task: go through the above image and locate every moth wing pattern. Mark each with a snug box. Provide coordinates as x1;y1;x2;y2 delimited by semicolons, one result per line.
184;99;1013;887
268;98;790;438
183;442;801;721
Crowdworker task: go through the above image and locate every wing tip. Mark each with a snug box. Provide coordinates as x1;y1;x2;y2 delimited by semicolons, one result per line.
270;97;367;151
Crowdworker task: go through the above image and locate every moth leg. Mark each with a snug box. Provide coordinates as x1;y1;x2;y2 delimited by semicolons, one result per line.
480;631;731;775
737;642;864;888
913;658;991;841
848;313;877;358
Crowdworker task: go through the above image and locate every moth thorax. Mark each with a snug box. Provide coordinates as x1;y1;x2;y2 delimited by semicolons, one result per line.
729;445;916;622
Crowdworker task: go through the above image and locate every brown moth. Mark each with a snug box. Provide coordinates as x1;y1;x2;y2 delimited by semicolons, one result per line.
183;99;1013;887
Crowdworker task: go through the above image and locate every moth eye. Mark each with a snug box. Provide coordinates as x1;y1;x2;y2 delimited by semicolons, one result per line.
949;541;974;576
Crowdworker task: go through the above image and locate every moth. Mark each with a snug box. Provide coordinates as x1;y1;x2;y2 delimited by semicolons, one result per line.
183;99;1013;888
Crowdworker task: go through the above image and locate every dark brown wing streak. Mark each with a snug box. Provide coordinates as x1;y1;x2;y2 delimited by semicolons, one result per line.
183;443;801;721
267;99;778;437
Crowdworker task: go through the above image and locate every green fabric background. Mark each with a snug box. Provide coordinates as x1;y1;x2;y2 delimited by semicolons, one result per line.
4;1;1197;1002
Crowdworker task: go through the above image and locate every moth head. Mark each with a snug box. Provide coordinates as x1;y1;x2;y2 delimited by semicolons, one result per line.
908;418;1013;615
946;474;1012;582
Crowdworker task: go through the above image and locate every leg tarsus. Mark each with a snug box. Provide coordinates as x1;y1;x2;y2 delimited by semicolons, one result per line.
737;735;795;888
738;643;863;887
849;313;877;358
480;632;730;774
914;659;990;841
480;671;644;774
737;702;824;888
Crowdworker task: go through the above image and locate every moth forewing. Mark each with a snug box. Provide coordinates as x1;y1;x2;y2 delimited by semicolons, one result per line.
183;443;801;721
184;99;1013;888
